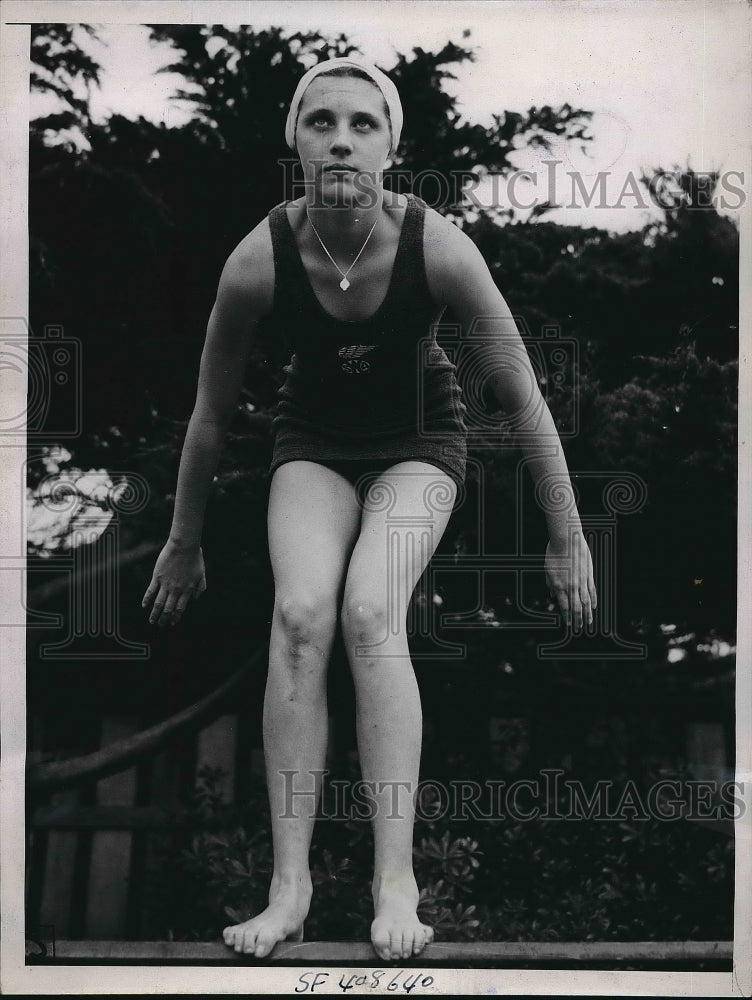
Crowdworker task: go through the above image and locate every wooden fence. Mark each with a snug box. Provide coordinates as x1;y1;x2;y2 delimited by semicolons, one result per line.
27;709;264;940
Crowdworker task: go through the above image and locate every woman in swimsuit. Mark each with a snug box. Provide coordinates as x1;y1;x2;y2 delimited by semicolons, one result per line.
142;57;597;962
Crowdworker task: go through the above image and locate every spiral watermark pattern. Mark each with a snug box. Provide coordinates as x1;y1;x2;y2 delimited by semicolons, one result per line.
423;477;457;515
535;473;580;516
360;476;398;514
602;473;648;515
107;473;151;515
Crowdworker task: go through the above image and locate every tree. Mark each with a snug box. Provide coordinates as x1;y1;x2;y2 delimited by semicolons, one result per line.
30;23;101;151
29;26;175;432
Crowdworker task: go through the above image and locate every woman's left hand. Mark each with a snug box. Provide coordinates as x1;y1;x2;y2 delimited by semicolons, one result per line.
545;530;597;630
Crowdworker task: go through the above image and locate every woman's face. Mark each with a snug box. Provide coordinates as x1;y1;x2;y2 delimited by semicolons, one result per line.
294;75;392;207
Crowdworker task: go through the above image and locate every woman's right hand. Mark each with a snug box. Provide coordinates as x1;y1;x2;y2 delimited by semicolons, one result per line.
141;539;207;627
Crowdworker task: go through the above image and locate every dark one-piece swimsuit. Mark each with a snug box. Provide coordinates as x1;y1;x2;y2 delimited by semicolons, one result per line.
262;192;468;501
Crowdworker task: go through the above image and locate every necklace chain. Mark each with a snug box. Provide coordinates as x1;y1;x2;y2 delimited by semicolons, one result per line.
305;207;379;291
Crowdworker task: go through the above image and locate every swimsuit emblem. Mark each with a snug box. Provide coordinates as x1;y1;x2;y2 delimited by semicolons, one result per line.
338;344;376;374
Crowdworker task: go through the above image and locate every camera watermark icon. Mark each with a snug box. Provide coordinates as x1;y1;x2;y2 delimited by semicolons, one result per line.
424;318;579;442
0;318;81;438
329;457;648;662
426;463;647;660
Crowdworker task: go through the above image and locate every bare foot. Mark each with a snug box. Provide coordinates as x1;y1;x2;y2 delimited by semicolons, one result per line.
371;873;434;962
223;878;311;958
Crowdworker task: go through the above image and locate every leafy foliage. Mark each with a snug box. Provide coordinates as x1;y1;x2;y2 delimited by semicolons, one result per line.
30;24;101;149
140;763;733;944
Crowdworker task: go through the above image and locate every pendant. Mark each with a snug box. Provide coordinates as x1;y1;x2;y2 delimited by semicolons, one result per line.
339;277;350;291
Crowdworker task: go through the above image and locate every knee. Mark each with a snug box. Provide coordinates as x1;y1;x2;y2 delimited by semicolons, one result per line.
341;593;389;649
275;593;337;652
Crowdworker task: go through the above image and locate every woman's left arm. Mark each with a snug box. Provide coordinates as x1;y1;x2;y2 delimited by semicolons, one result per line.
426;213;597;630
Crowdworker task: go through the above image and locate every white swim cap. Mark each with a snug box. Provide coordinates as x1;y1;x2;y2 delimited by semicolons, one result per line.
284;57;403;157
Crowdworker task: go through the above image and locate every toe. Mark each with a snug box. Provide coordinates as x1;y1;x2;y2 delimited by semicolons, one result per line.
255;931;277;958
241;930;258;954
415;925;432;954
401;929;414;959
390;931;402;960
372;926;391;962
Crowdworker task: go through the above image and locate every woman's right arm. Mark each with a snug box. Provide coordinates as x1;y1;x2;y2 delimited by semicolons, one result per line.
142;223;274;626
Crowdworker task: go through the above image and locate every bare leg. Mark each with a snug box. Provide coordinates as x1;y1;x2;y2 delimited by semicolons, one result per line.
223;461;361;956
340;462;456;961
